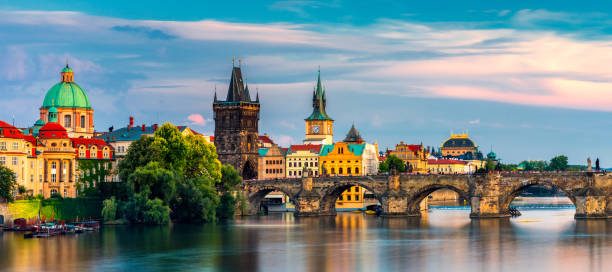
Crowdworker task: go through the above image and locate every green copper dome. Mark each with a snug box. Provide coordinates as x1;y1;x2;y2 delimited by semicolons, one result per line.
62;66;73;73
42;82;91;109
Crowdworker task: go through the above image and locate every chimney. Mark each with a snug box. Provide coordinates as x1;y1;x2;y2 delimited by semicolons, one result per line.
129;116;134;127
153;124;158;131
142;124;145;132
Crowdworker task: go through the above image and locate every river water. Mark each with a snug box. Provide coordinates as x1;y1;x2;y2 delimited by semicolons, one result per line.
1;198;612;272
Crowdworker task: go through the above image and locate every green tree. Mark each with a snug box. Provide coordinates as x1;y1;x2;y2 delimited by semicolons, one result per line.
122;190;170;225
549;155;569;171
220;164;242;192
170;177;219;223
118;136;156;182
151;123;188;171
485;159;496;171
217;192;237;219
378;160;389;173
102;197;117;221
0;165;17;202
384;155;406;172
128;162;176;204
184;134;222;181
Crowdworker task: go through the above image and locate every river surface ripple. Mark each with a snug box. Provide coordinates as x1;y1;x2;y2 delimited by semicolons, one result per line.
1;198;611;272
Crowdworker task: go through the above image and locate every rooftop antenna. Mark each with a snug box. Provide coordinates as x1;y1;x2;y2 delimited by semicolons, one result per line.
12;114;15;126
66;57;69;67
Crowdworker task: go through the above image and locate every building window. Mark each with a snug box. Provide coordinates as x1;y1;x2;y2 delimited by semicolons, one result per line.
64;114;72;128
30;174;34;183
347;167;352;174
103;151;109;158
80;150;86;157
90;150;96;158
0;157;5;165
51;189;57;195
12;157;18;165
355;195;359;201
51;162;57;182
81;115;86;129
354;187;359;192
347;195;351;201
0;142;5;150
339;195;343;201
355;167;359;174
339;168;343;174
11;142;19;150
39;175;42;182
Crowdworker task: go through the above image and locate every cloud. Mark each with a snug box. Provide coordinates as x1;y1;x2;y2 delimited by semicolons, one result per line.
187;114;212;126
468;119;480;125
111;25;176;40
279;120;297;130
511;9;581;28
269;0;339;18
0;46;28;81
273;135;296;147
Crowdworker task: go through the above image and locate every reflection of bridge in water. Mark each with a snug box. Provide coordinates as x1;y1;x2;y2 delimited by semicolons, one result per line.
241;172;612;219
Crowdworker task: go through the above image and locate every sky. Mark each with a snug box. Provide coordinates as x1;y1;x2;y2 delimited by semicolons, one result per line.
1;0;612;165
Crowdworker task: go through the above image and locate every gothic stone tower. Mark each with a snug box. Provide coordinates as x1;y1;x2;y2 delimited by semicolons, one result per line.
213;65;260;180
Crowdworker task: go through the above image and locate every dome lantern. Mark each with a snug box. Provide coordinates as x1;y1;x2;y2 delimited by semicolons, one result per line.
61;61;74;83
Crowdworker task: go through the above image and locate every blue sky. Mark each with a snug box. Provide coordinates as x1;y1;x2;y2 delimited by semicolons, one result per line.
1;0;612;165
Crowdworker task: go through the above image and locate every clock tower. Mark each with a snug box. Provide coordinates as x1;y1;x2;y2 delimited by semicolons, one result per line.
304;69;334;145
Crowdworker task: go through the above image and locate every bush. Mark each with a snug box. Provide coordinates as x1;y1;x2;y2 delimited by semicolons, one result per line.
216;192;236;219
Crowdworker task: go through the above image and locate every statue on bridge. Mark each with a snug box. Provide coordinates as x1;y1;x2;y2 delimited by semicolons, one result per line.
588;157;592;171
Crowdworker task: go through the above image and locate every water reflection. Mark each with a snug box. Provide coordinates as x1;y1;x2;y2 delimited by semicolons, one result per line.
3;208;612;271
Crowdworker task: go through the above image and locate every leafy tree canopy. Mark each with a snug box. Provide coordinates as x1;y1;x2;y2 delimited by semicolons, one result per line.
0;165;17;202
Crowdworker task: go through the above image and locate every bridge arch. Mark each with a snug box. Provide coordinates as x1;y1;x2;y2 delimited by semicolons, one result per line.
406;184;471;213
246;185;297;215
499;178;577;214
318;180;383;216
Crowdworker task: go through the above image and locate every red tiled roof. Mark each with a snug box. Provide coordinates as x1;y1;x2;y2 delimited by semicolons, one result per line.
71;138;112;148
288;144;322;154
209;136;214;141
0;120;16;129
280;147;289;154
258;135;274;144
428;159;467;165
405;144;422;152
39;122;68;138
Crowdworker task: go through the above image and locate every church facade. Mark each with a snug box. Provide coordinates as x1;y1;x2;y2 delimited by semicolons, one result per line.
213;64;260;180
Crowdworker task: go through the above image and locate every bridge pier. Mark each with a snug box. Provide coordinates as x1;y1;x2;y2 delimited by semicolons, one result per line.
574;188;607;219
381;194;414;217
293;194;322;217
469;195;509;218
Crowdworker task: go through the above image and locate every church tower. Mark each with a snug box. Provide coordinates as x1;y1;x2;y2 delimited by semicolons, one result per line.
304;69;334;145
213;61;260;179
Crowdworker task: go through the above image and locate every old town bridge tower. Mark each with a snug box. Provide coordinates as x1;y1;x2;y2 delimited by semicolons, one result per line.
213;64;260;179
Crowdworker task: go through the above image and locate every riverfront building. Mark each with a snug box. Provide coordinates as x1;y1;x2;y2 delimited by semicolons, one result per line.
285;144;321;178
0;64;115;198
388;142;429;173
257;144;286;180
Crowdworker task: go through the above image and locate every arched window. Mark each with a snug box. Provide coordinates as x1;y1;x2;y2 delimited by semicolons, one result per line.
355;167;359;174
339;168;343;174
81;115;86;128
64;114;72;128
347;167;352;174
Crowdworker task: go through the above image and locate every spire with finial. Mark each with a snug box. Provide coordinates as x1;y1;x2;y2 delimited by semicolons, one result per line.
305;67;332;121
255;87;259;103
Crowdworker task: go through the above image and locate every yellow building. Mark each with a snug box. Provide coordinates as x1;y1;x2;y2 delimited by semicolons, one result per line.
427;159;474;174
286;144;321;178
319;142;366;210
304;70;334;145
0;120;43;196
388;142;429;173
440;132;477;157
39;63;94;138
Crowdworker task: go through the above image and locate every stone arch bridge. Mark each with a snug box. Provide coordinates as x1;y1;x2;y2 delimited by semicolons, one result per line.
241;172;612;219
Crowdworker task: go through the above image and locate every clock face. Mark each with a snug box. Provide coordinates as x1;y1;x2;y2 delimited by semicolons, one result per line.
312;126;320;134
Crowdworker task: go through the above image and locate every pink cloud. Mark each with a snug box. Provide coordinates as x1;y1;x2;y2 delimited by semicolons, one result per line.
187;114;212;126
